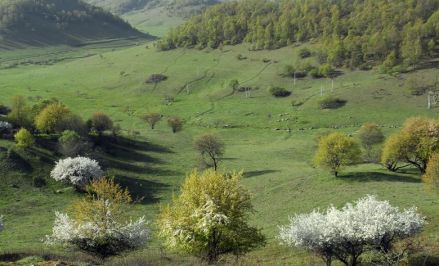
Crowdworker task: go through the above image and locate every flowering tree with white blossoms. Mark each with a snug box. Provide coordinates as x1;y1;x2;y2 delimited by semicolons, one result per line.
279;195;425;266
50;156;103;191
45;178;149;258
158;169;265;263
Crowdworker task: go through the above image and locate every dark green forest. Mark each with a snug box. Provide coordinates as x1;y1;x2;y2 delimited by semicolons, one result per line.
158;0;439;69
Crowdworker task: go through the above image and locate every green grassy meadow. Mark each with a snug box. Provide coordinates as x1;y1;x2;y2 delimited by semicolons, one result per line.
0;41;439;264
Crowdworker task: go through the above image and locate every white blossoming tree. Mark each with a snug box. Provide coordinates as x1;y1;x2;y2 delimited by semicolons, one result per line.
279;195;425;266
45;178;149;258
50;156;103;191
158;169;265;263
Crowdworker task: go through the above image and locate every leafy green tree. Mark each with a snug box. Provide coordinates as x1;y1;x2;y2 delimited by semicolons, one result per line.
158;170;265;263
15;128;34;149
7;96;32;129
423;153;439;192
314;132;361;176
381;117;439;173
357;123;384;161
35;102;71;133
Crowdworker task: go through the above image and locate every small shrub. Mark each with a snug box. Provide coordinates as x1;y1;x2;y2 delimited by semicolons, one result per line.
14;128;34;149
146;74;167;83
318;96;346;109
58;130;85;157
270;87;291;97
298;48;312;58
309;67;323;79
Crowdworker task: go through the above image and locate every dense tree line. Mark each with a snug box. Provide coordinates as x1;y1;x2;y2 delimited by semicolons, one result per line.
158;0;439;68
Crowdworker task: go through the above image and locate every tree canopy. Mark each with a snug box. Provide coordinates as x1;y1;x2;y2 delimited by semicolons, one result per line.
159;0;439;68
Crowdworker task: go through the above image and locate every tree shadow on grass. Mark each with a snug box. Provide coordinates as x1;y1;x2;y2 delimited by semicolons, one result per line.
114;174;169;204
101;135;173;154
244;170;280;178
340;171;421;183
101;158;180;177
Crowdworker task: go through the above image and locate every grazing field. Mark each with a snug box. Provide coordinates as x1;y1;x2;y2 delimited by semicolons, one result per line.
0;41;439;264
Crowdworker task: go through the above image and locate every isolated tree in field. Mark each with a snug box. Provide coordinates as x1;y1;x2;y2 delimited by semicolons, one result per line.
381;134;408;172
45;178;149;258
423;153;439;192
279;195;425;266
357;123;384;161
90;112;113;136
194;134;225;171
35;102;71;133
167;116;183;133
50;156;103;191
158;170;265;263
314;132;361;176
143;112;161;129
7;96;31;128
14;128;34;149
381;117;439;173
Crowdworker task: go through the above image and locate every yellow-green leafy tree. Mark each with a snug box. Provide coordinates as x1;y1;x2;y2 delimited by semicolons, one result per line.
381;117;439;173
423;153;439;192
380;134;408;172
35;102;71;133
158;170;265;263
14;128;35;149
314;132;361;177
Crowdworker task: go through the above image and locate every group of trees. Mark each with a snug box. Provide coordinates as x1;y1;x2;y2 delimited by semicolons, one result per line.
2;96;116;154
314;117;439;178
158;0;439;69
142;112;184;133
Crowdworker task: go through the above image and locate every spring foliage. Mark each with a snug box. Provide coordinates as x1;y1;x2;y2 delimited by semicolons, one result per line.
423;153;439;192
279;195;425;266
381;117;439;173
157;170;265;263
50;156;103;190
35;102;71;133
314;132;361;176
158;0;438;68
45;178;149;257
14;128;34;149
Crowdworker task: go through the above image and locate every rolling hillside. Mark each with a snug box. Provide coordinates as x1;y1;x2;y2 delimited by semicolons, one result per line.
0;0;147;49
83;0;220;36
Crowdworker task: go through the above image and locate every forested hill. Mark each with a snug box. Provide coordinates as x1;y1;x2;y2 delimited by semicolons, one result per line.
0;0;147;49
158;0;439;69
84;0;220;17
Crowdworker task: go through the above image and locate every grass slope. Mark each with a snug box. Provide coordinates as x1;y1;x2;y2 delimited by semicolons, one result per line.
0;42;438;264
0;0;148;50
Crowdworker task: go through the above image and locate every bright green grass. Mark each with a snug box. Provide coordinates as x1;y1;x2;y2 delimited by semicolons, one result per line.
0;42;438;264
121;7;184;37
